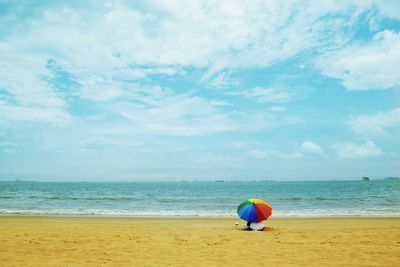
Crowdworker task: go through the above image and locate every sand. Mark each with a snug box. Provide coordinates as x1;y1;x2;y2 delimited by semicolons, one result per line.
1;216;399;266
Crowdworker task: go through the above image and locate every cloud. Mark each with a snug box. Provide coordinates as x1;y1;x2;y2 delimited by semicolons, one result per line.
268;106;286;113
80;137;142;151
0;1;397;130
247;149;268;159
100;86;241;136
317;30;400;91
80;83;124;102
205;71;239;89
229;141;246;149
373;0;400;19
0;53;70;126
348;107;400;136
278;140;323;159
0;56;72;126
248;87;297;103
226;86;299;104
301;141;323;155
0;141;22;154
333;140;382;159
0;101;71;125
280;151;303;160
0;0;388;92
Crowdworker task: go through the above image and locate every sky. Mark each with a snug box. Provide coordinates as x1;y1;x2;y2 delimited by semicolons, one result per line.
0;0;399;181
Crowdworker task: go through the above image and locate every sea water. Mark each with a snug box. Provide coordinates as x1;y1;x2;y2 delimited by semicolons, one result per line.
0;180;399;217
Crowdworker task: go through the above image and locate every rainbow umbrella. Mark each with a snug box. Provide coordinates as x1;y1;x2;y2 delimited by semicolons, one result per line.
237;198;272;223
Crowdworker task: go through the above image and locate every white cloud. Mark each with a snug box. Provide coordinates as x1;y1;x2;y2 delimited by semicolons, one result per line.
244;140;324;161
209;100;231;107
0;73;65;108
0;0;397;128
268;106;286;113
373;0;400;19
277;140;323;159
247;149;268;159
301;141;323;155
230;141;246;149
249;87;296;103
101;86;240;136
80;137;142;151
227;87;298;104
0;141;22;154
0;1;384;90
317;30;400;91
333;140;382;159
0;101;71;125
80;84;123;102
0;53;70;125
348;107;400;136
280;151;303;160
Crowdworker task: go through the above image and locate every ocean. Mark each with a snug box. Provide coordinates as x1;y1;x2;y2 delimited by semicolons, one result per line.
0;180;399;217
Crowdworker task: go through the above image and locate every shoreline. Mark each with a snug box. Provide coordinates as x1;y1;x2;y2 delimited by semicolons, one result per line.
1;213;400;219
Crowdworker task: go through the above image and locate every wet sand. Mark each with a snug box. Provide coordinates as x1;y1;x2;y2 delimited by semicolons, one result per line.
1;216;399;266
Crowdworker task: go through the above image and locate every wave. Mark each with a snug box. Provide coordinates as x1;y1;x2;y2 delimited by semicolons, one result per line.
279;197;302;201
23;196;144;201
277;196;353;201
313;197;339;201
1;208;399;217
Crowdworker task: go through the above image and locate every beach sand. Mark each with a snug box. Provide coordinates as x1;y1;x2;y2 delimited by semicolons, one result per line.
1;216;399;266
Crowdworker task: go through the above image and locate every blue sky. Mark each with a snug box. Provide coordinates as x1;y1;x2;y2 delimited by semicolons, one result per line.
0;0;399;181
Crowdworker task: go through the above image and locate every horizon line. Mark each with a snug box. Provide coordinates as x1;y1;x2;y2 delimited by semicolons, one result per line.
0;178;397;183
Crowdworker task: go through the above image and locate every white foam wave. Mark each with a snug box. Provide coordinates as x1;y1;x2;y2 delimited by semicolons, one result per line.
1;208;400;217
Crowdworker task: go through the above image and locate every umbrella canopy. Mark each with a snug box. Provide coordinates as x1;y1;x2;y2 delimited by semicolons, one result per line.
237;198;272;223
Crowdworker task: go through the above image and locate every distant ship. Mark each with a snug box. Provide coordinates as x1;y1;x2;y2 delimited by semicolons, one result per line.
362;177;370;181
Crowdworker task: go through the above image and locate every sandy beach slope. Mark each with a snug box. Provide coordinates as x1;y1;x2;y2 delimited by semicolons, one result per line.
1;216;399;266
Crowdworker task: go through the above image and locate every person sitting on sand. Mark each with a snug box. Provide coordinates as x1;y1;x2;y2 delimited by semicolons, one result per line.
249;221;265;231
239;221;265;231
239;221;250;230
